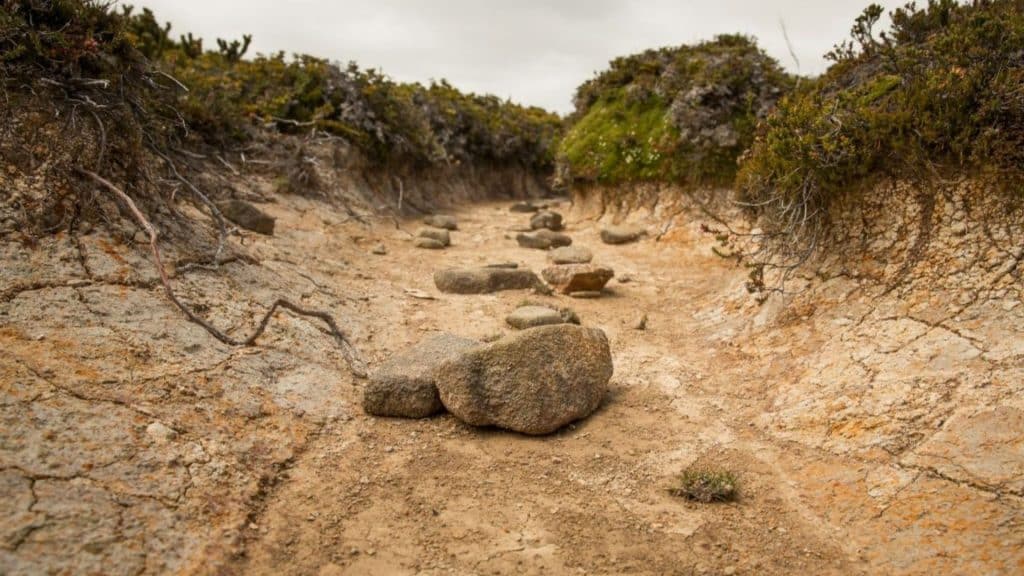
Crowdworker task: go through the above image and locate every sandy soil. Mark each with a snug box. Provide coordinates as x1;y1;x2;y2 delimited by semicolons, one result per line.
2;191;1021;575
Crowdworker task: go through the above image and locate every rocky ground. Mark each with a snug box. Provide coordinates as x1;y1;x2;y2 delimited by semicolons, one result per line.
1;182;1022;575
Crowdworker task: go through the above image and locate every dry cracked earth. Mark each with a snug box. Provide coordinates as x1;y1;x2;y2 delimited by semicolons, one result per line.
2;188;1023;575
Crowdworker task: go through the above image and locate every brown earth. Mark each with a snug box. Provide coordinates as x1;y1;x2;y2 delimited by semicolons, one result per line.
2;176;1022;575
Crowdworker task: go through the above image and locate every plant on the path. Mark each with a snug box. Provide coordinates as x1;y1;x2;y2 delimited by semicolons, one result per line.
670;467;739;503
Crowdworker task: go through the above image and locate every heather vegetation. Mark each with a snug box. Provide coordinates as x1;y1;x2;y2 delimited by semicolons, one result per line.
738;0;1024;246
558;35;794;186
0;0;560;174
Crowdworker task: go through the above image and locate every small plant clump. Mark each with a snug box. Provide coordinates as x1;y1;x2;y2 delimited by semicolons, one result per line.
558;35;794;186
737;0;1024;256
669;467;739;503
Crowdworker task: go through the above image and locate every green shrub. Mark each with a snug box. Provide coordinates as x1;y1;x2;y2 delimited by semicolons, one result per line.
737;0;1024;243
669;467;738;503
559;35;793;186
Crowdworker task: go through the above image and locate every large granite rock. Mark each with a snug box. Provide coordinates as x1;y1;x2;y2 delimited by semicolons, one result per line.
216;199;275;235
434;267;543;294
364;334;480;418
542;264;615;294
435;325;613;435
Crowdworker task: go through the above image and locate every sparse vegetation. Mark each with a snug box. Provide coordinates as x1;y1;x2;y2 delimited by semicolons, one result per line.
558;35;793;186
669;467;739;503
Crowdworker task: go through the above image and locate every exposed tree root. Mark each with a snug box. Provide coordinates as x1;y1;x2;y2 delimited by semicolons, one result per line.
78;168;368;378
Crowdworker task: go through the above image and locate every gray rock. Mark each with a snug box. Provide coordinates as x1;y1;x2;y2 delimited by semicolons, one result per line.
424;215;458;230
434;268;543;294
485;262;519;269
416;227;451;246
569;291;604;299
510;202;540;213
372;244;387;255
516;229;572;250
600;224;647;245
364;334;479;418
435;325;613;435
506;306;567;330
414;238;446;250
216;199;275;235
549;246;593;265
530;211;563;231
542;264;615;294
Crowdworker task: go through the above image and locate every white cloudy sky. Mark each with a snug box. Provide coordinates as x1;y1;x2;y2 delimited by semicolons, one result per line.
137;0;906;114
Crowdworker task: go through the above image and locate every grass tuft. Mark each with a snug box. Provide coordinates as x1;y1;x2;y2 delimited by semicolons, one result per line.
669;467;739;503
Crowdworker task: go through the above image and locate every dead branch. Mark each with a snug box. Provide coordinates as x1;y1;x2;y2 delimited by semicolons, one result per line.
78;169;368;378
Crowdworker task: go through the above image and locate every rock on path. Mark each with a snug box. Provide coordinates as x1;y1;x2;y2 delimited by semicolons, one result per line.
548;245;593;265
530;211;563;231
424;215;458;230
600;224;647;245
364;334;479;418
506;305;577;330
435;324;613;435
414;238;446;250
516;230;572;250
216;199;276;235
542;264;615;294
434;267;543;294
416;227;451;246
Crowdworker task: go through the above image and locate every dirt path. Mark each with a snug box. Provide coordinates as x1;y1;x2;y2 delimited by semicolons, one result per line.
3;193;1021;575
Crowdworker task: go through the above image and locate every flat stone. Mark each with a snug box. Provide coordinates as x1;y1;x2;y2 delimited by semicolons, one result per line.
424;215;458;230
530;211;564;231
542;264;615;294
506;306;569;330
517;230;572;250
364;334;479;418
414;238;446;250
434;268;543;294
371;244;387;255
216;199;275;235
600;224;647;245
549;246;593;265
484;262;519;269
510;202;540;213
569;291;604;299
435;325;613;435
416;227;451;246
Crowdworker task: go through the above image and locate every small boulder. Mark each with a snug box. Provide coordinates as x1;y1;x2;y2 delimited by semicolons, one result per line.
510;202;540;213
434;268;543;294
530;211;563;231
414;238;446;250
542;264;615;294
435;325;613;435
517;229;572;250
217;199;275;235
424;215;458;230
372;244;387;255
364;334;479;418
416;227;451;246
548;246;593;265
600;224;647;245
506;306;567;330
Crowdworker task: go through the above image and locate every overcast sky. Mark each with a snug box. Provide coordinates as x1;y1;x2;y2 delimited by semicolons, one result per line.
137;0;906;114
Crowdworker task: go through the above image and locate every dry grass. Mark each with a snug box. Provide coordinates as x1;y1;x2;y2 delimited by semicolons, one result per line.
669;467;738;503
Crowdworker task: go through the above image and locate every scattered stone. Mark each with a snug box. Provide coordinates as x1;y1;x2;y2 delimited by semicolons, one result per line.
517;229;572;250
530;211;564;231
484;262;519;269
435;325;613;435
364;334;479;418
600;224;647;245
569;291;604;299
414;237;445;250
416;227;451;246
510;202;540;213
518;299;581;325
618;273;634;284
549;245;593;265
633;313;648;331
542;264;615;294
216;199;275;235
506;306;569;330
372;244;387;255
434;267;543;294
424;215;458;230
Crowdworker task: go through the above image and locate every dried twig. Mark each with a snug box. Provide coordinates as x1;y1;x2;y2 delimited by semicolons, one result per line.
78;169;368;378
